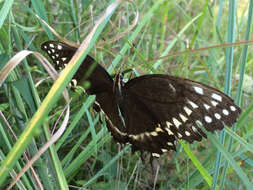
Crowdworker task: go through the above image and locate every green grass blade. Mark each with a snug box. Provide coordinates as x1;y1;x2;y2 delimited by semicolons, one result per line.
108;0;164;73
0;0;14;28
83;145;130;188
56;96;95;150
225;128;253;153
236;0;253;105
0;0;120;185
209;133;253;190
180;140;213;187
153;13;202;69
220;1;253;189
212;0;236;189
30;0;53;39
64;129;111;178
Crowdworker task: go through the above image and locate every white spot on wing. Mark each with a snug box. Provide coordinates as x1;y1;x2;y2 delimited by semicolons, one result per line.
215;113;221;119
51;49;55;53
223;109;229;115
188;100;199;108
204;104;211;110
177;133;182;138
62;57;67;61
44;45;47;49
167;142;173;146
152;153;160;157
211;100;218;106
165;121;174;135
185;131;191;136
179;113;188;122
204;116;212;123
57;44;62;50
173;118;182;128
151;131;158;136
129;135;137;140
184;106;192;115
230;105;236;111
212;93;222;102
56;60;59;64
165;127;174;135
155;127;163;132
162;149;168;152
49;43;54;48
193;86;204;95
166;121;172;127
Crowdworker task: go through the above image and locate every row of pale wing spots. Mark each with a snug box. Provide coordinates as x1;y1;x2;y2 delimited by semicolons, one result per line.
127;84;239;157
44;43;63;50
95;102;128;138
164;103;195;139
95;102;175;157
109;85;237;157
129;126;176;145
193;85;237;123
128;124;178;157
43;44;67;64
44;43;79;87
162;85;238;141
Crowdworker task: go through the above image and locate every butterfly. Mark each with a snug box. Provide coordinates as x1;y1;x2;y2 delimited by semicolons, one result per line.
41;41;241;157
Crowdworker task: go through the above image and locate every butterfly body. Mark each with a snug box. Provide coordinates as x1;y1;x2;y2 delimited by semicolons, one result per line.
41;41;241;157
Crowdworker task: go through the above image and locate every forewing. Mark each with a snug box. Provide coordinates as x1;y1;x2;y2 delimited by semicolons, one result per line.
41;41;76;70
41;41;113;94
41;41;129;145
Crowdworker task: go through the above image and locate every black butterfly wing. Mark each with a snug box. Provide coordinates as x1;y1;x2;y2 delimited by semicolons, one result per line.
41;41;128;143
41;41;76;70
41;41;113;94
121;74;241;155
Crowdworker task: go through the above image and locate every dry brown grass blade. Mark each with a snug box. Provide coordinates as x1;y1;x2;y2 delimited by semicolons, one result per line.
0;49;71;189
0;50;57;84
0;50;69;100
35;14;79;48
148;39;253;63
36;0;135;49
0;111;43;189
2;1;123;188
7;102;70;190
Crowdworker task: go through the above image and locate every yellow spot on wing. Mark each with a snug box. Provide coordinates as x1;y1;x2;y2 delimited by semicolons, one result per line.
179;113;188;122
